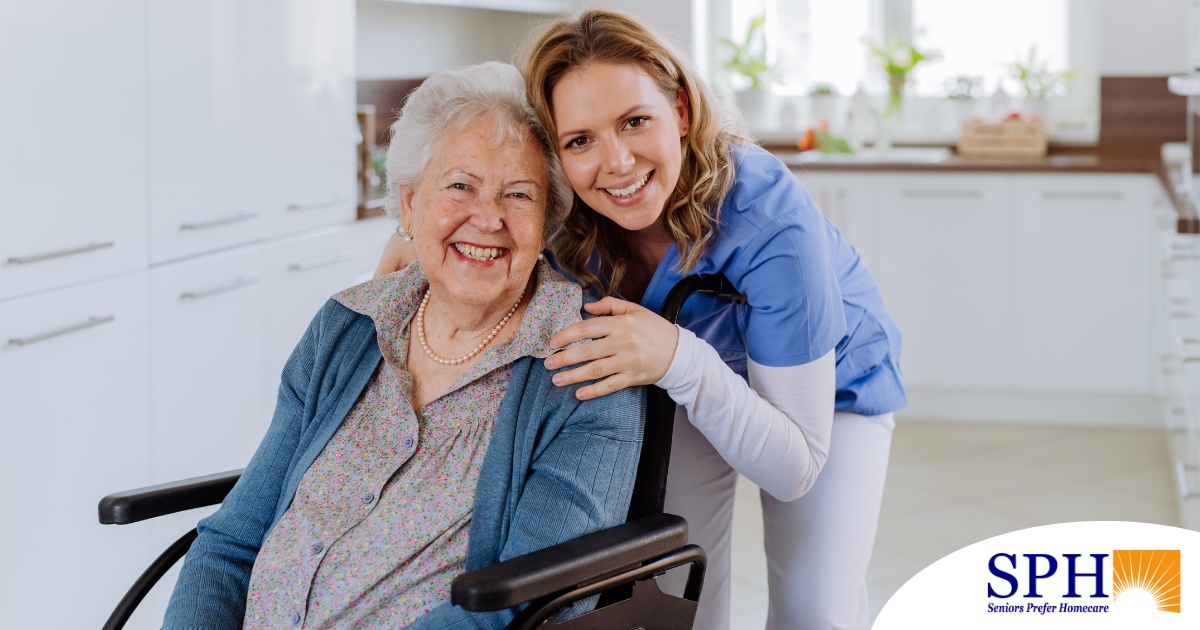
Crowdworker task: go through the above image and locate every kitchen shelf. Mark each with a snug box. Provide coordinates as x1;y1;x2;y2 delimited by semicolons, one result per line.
372;0;572;14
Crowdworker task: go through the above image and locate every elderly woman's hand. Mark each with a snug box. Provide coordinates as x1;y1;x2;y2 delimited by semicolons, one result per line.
543;297;680;401
373;233;418;278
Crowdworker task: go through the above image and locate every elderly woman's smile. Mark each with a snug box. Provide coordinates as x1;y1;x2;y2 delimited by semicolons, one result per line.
399;119;548;322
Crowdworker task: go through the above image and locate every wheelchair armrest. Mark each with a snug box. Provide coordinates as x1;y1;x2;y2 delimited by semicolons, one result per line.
98;469;244;525
451;512;688;612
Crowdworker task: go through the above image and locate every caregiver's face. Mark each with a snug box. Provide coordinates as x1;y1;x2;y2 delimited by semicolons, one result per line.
550;62;689;234
399;117;548;313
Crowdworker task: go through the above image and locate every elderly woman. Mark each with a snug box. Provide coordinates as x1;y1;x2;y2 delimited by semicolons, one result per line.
161;62;645;629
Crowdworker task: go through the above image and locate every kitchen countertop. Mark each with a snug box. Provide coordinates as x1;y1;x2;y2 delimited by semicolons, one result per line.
766;144;1200;234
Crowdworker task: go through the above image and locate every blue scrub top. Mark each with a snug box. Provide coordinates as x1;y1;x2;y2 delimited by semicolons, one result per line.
636;144;906;416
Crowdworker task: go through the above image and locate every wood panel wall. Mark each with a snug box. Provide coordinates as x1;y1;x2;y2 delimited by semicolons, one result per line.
1100;76;1186;155
356;78;426;146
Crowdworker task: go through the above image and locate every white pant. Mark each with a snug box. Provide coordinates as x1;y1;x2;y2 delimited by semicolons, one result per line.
659;408;895;630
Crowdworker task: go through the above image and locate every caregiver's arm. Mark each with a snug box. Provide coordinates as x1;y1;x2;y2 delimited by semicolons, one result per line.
658;326;834;502
374;232;417;277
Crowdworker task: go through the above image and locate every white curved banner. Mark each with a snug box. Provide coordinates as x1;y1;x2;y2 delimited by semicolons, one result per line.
874;521;1200;629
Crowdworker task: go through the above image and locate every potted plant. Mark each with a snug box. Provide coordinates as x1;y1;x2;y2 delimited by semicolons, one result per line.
867;38;938;119
807;82;840;129
1007;44;1076;120
720;13;774;126
945;74;982;124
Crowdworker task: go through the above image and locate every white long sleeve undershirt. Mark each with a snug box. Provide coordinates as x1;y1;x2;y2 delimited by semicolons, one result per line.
654;325;835;502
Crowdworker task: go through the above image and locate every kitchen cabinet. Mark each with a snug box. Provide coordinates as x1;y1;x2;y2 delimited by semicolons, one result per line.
147;0;269;264
0;0;147;301
1160;231;1200;528
0;273;154;629
1012;174;1157;393
260;0;357;239
793;171;878;270
150;244;267;484
873;173;1014;389
789;167;1164;424
147;0;356;263
262;218;390;413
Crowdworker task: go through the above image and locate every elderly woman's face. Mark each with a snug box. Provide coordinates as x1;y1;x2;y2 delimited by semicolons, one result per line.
399;119;548;314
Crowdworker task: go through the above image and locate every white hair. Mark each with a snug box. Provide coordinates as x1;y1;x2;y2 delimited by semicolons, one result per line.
384;61;572;236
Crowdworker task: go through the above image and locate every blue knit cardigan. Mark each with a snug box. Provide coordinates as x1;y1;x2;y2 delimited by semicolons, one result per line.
162;299;645;629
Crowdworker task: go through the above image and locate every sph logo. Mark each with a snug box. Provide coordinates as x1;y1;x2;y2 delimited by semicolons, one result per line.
987;550;1181;614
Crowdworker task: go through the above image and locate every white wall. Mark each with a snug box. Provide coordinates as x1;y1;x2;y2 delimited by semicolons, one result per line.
1099;0;1189;75
356;0;555;78
575;0;698;56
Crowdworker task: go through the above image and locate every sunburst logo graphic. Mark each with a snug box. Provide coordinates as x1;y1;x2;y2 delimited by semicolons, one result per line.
1112;549;1181;613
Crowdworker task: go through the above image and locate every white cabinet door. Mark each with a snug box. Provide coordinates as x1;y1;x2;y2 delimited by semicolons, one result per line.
147;0;269;264
0;273;153;630
261;0;358;239
262;226;366;413
0;0;147;300
791;170;878;270
150;245;266;484
874;174;1013;389
1012;174;1155;393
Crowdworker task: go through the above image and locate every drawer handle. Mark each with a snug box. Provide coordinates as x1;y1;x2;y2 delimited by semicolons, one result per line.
5;241;114;265
288;251;355;272
287;194;353;212
1040;191;1124;201
1176;460;1200;498
179;212;259;231
6;315;115;347
180;276;259;300
900;189;982;199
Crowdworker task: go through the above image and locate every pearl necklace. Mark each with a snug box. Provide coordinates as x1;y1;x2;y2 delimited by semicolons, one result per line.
416;287;525;366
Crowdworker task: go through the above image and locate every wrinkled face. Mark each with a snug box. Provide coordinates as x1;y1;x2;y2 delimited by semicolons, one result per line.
399;118;548;314
551;62;690;233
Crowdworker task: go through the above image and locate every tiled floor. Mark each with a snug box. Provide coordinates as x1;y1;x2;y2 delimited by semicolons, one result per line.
729;419;1181;628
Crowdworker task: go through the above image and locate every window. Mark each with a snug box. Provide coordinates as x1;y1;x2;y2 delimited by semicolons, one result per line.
713;0;1097;140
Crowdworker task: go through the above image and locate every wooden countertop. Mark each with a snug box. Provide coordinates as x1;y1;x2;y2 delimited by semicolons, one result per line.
766;144;1200;234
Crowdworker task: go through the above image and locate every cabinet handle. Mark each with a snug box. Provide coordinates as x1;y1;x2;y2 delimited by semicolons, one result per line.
180;276;259;300
179;212;259;231
5;315;115;347
900;189;982;199
287;194;353;212
4;241;114;265
288;251;355;272
1040;191;1124;201
1176;460;1200;498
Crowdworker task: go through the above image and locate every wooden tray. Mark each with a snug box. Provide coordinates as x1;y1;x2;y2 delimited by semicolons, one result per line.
957;120;1047;158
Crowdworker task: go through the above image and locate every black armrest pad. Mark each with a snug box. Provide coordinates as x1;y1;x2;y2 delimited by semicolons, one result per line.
98;469;244;525
451;512;688;612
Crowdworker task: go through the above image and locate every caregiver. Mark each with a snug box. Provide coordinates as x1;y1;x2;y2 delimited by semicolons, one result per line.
375;10;906;629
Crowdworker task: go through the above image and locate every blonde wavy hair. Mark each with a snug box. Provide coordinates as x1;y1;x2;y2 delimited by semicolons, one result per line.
522;9;745;296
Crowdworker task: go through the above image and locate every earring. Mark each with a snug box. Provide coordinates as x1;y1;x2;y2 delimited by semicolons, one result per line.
396;225;413;243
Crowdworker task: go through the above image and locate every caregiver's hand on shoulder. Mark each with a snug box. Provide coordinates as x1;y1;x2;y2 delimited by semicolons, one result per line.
544;297;680;401
373;233;417;278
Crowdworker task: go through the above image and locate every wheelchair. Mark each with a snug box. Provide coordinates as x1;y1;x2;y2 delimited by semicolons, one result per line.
99;273;746;630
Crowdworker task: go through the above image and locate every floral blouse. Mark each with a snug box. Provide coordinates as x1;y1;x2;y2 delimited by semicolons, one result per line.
243;260;581;629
